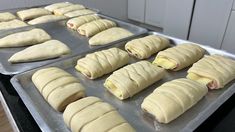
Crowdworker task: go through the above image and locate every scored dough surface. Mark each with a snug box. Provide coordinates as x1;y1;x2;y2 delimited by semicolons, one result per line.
45;2;73;12
17;8;51;21
64;9;96;18
54;4;85;15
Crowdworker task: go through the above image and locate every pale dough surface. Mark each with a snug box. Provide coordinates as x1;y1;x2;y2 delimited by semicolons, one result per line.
45;2;73;12
64;9;96;18
17;8;51;21
54;4;85;15
0;12;16;22
125;35;170;59
104;61;165;100
67;14;100;30
28;15;66;25
32;67;85;111
141;78;208;123
89;27;133;46
0;19;28;30
153;43;205;71
8;40;71;63
75;48;129;79
0;28;51;48
187;55;235;89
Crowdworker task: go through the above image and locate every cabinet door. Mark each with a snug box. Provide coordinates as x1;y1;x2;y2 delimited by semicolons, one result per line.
222;11;235;54
127;0;145;22
145;0;166;28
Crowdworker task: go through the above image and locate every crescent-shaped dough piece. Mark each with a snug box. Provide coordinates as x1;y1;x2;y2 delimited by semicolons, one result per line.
104;61;165;100
17;8;51;21
89;27;133;46
75;48;129;79
0;19;28;30
64;9;96;18
0;12;16;22
28;15;66;25
0;28;51;48
8;40;71;63
153;43;205;71
77;19;116;37
45;2;73;12
125;35;170;59
63;96;135;132
32;67;85;111
54;4;85;15
67;14;100;30
141;78;208;123
187;55;235;89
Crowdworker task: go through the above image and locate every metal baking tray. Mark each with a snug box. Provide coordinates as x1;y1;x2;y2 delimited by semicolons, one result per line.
0;14;147;75
11;31;235;132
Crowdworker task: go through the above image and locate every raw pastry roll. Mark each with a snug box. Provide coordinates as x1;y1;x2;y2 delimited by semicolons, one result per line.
32;67;85;111
153;43;205;71
141;78;208;123
0;19;28;30
28;15;66;25
78;19;116;37
0;28;51;48
63;96;135;132
187;55;235;89
75;48;129;79
0;12;16;22
67;14;100;30
104;61;165;100
45;2;73;12
125;35;170;59
64;9;96;18
8;40;71;63
89;27;133;46
54;4;85;15
17;8;51;21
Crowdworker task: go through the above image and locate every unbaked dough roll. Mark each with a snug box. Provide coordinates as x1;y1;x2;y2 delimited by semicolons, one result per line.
104;61;165;100
125;35;170;59
64;9;96;18
17;8;51;21
63;96;135;132
54;4;85;15
77;19;116;37
28;15;66;25
75;48;129;79
8;40;71;63
89;27;133;46
32;67;85;111
187;55;235;89
0;19;28;30
0;12;16;22
67;14;100;30
141;78;208;123
45;2;73;12
0;28;51;48
153;43;205;71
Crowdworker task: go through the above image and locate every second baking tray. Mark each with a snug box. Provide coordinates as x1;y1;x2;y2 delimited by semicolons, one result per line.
11;31;235;132
0;14;147;75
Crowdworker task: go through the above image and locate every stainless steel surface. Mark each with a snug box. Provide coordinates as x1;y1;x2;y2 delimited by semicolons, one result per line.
0;14;147;75
11;32;235;132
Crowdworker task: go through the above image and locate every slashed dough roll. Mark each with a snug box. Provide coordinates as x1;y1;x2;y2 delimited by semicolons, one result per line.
75;48;129;79
153;43;205;71
63;96;135;132
0;28;51;48
0;12;16;22
45;2;73;12
28;15;66;25
141;78;208;123
78;19;116;37
89;27;133;46
67;14;100;30
104;61;165;100
32;67;85;111
0;19;28;30
187;55;235;89
54;4;85;15
64;9;96;18
125;35;170;59
17;8;51;21
8;40;71;63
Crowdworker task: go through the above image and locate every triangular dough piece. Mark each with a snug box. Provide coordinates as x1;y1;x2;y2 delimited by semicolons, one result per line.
0;12;16;22
0;19;28;30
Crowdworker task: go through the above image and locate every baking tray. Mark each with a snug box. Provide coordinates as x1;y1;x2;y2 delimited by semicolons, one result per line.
0;14;147;75
10;31;235;132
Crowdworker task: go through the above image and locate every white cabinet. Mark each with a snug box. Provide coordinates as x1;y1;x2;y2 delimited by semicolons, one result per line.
127;0;145;22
